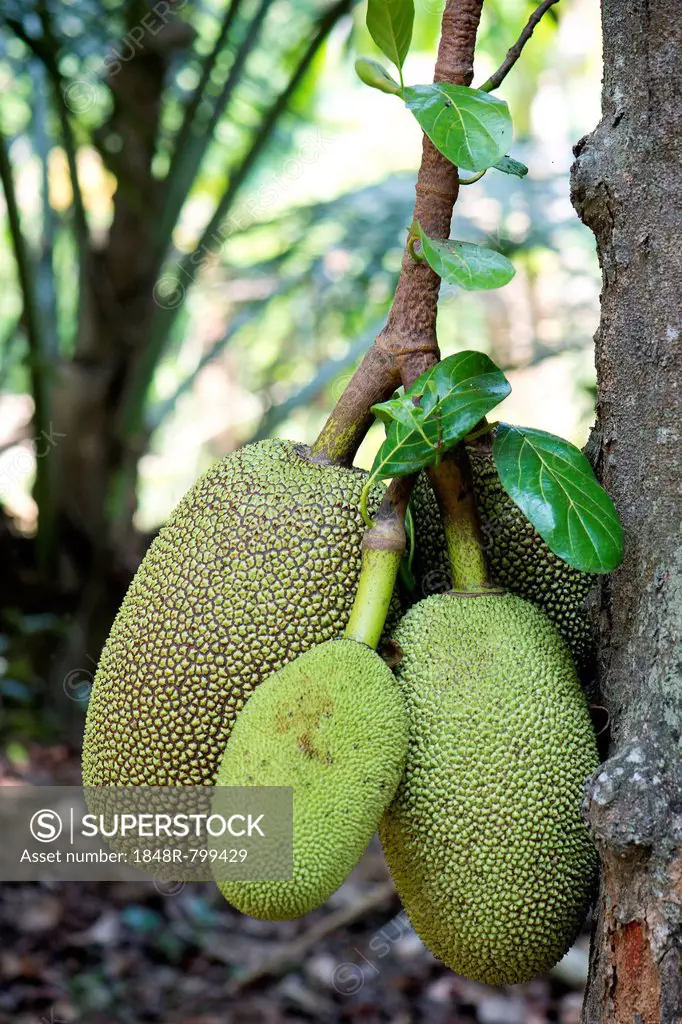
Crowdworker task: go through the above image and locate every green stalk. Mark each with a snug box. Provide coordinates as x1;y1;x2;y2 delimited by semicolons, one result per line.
345;545;403;649
344;476;412;648
427;446;492;591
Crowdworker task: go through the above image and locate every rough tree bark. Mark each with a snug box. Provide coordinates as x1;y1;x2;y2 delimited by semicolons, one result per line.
571;3;682;1021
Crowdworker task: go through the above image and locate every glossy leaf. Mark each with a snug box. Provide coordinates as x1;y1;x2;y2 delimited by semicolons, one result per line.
415;222;515;291
401;84;511;171
369;352;510;482
366;0;414;70
494;154;528;178
493;424;624;573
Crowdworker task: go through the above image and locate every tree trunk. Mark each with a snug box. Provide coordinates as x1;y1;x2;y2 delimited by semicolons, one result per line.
53;13;183;569
44;11;189;728
570;4;682;1022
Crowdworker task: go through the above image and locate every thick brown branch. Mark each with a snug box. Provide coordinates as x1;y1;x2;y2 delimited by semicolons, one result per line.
380;0;483;388
311;0;484;464
310;345;397;466
479;0;560;94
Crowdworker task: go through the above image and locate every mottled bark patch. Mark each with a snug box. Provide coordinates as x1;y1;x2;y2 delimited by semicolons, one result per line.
612;920;660;1024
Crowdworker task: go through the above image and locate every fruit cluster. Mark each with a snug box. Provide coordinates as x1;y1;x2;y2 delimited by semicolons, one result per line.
83;430;601;985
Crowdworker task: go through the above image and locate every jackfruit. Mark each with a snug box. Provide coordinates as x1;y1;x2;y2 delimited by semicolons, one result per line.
380;591;598;985
82;439;388;788
214;638;408;919
410;448;594;668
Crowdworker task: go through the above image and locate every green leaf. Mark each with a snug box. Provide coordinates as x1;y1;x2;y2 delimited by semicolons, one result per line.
414;223;515;291
366;0;414;71
493;424;624;574
369;352;510;482
401;84;511;171
354;57;401;95
493;154;528;178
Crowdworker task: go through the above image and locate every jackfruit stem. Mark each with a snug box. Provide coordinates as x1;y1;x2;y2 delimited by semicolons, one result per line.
427;448;491;590
345;476;413;648
345;546;403;649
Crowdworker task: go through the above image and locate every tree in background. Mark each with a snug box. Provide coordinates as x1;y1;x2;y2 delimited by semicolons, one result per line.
1;0;678;1020
0;0;350;712
0;0;590;734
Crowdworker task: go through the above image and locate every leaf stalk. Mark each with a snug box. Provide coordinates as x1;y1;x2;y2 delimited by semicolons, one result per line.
345;476;413;647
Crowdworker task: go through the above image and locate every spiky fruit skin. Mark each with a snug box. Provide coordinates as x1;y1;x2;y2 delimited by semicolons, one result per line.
380;592;599;986
82;440;387;787
410;452;595;669
215;639;408;920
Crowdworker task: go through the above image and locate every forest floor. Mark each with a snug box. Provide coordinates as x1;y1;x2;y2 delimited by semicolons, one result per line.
0;746;589;1024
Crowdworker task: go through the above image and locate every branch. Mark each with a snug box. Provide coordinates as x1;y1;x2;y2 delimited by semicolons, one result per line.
40;19;89;254
0;124;56;563
427;448;491;590
31;61;60;360
0;130;47;422
479;0;560;93
311;0;485;464
10;6;91;256
166;0;245;171
156;0;269;258
118;0;353;445
177;0;352;281
3;17;53;66
0;315;23;383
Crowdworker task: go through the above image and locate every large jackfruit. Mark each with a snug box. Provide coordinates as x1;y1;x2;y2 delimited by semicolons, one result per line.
380;592;598;986
410;447;595;668
82;440;387;787
214;638;408;920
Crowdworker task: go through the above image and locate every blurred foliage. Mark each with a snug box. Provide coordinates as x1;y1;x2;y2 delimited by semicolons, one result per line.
0;0;601;744
0;0;352;379
145;157;598;491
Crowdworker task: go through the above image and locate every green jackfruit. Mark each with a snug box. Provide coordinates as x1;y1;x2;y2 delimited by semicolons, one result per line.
410;449;594;668
82;440;387;787
380;592;598;985
215;638;408;920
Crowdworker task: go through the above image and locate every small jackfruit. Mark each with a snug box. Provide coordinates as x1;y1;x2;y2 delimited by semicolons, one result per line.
380;592;598;985
410;448;594;668
82;440;387;788
215;638;408;920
